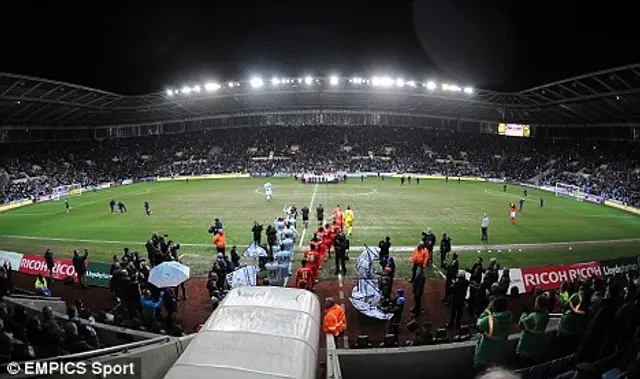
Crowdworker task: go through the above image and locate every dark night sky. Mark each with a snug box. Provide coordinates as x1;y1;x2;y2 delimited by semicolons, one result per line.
1;0;638;95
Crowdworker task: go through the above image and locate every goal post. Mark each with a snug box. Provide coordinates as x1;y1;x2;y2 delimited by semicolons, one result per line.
51;183;83;201
554;182;584;201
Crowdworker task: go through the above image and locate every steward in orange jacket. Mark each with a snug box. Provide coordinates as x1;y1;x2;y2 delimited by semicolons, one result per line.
323;297;346;337
213;230;226;256
410;242;429;282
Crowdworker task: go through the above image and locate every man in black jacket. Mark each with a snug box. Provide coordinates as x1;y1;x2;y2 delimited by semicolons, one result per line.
44;248;55;285
411;266;427;316
334;232;348;275
72;249;89;288
449;270;469;335
439;233;452;267
378;236;391;267
442;253;460;304
251;222;263;245
62;322;92;354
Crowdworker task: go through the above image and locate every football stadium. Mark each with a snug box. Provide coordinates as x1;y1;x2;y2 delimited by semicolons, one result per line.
1;6;640;379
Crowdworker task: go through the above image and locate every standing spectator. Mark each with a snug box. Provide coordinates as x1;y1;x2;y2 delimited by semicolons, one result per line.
442;252;460;304
411;266;426;316
140;290;163;328
387;296;405;337
44;248;55;284
163;288;178;331
110;255;120;275
72;248;89;288
449;270;469;335
439;233;452;267
474;297;513;370
516;295;550;367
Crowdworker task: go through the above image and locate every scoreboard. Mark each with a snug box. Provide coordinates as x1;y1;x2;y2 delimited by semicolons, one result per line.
498;123;531;138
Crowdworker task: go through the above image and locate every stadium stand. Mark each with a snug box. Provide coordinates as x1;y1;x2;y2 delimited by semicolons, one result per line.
1;127;639;207
1;66;640;378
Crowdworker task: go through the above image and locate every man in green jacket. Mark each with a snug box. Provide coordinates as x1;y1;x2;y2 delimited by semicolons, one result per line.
557;289;586;354
475;296;513;370
516;295;550;366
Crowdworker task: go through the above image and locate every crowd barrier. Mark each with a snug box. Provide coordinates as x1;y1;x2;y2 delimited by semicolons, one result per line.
156;173;250;181
336;319;560;379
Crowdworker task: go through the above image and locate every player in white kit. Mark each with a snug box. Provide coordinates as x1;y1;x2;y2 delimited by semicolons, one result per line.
264;182;272;201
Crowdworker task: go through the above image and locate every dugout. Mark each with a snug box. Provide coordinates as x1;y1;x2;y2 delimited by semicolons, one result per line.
163;286;322;379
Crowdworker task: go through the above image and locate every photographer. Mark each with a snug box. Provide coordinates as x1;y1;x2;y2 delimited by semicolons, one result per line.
208;218;223;235
252;221;263;244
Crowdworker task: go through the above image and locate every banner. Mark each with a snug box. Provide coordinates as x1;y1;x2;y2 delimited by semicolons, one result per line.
521;261;602;292
0;251;24;270
18;254;80;282
604;200;640;216
85;261;113;287
600;256;640;277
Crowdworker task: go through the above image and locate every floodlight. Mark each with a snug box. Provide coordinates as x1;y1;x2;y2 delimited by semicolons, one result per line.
441;83;449;91
193;85;201;92
396;78;405;87
463;87;473;94
250;77;264;88
271;78;281;85
228;82;235;88
330;76;339;85
205;82;221;92
181;86;192;94
380;77;394;87
166;89;174;96
305;76;313;85
426;81;436;90
372;77;381;86
407;81;416;87
352;77;363;84
450;85;461;92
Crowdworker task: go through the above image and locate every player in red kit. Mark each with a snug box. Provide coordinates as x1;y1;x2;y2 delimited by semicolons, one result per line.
323;223;335;258
295;260;315;290
304;244;320;280
509;201;517;225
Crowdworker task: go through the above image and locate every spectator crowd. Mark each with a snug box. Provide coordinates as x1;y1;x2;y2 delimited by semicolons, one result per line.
1;126;639;206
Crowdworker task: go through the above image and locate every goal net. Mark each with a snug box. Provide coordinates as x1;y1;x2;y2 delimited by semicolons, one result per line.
51;183;83;201
554;182;584;201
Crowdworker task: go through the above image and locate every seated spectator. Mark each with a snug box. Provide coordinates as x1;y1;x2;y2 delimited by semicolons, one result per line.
34;274;50;296
0;319;14;363
516;295;549;366
474;297;512;370
40;306;64;357
62;322;92;354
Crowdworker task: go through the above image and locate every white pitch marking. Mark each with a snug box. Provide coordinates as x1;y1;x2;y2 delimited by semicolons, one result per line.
298;183;319;248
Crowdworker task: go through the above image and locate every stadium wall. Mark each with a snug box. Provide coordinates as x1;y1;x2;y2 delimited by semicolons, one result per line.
336;320;560;379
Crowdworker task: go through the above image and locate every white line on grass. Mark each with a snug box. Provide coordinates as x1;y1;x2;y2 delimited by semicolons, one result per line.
298;183;319;248
2;234;639;253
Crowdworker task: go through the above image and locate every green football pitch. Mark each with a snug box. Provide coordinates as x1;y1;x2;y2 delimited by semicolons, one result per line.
1;178;639;278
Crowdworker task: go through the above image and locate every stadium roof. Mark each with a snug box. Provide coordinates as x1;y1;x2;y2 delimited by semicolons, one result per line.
1;64;640;128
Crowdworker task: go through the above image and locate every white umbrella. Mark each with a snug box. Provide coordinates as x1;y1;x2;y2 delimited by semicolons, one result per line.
148;261;190;288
